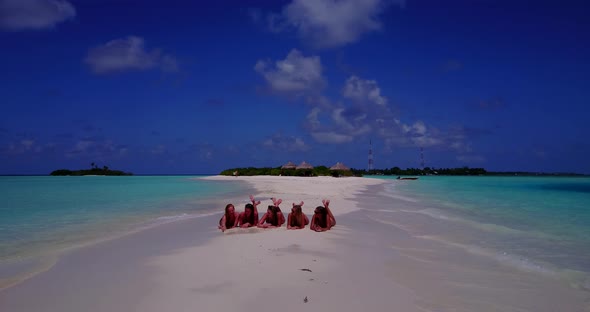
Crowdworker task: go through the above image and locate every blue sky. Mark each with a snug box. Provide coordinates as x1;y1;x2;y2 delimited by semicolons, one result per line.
1;0;589;174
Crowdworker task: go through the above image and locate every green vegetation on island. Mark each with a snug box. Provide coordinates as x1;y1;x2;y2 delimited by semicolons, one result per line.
364;167;487;176
50;163;132;176
221;166;586;177
220;166;354;177
221;166;487;177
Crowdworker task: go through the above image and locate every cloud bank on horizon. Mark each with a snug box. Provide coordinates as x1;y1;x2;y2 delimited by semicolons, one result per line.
1;0;589;174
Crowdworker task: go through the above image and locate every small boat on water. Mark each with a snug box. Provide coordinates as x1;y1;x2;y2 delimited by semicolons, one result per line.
396;176;419;180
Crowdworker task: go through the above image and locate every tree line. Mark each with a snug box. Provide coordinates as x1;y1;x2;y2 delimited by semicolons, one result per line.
50;162;133;176
220;166;354;177
358;167;487;176
220;166;491;177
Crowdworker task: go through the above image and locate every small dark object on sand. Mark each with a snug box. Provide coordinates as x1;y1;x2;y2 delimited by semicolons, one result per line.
304;296;308;303
300;268;312;272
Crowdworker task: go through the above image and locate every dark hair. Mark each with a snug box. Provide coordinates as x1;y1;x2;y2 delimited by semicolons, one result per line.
290;205;304;227
267;205;279;226
314;206;328;228
244;203;255;225
220;204;235;227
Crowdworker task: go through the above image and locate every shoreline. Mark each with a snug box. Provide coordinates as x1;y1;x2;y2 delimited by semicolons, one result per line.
1;176;588;311
0;176;257;291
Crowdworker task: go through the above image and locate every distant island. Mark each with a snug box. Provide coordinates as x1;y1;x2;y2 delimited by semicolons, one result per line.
50;163;132;176
221;166;586;177
221;165;352;177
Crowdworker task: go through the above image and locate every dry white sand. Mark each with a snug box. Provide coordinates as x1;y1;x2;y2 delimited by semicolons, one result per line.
135;175;421;312
202;175;386;215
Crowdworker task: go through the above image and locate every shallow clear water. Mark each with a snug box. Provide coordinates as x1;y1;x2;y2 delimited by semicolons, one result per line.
373;176;590;276
0;176;248;264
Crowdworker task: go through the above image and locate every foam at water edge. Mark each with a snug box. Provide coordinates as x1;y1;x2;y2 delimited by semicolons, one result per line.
0;211;220;292
0;255;58;291
416;234;557;275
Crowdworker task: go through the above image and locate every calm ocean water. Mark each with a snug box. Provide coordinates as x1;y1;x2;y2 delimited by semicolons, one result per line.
375;176;590;282
0;176;250;283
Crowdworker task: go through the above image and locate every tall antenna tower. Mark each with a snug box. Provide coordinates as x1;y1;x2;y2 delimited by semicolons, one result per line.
420;147;425;170
368;140;374;171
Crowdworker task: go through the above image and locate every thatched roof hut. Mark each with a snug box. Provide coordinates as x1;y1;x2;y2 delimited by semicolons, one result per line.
330;162;350;171
281;161;297;169
296;161;314;170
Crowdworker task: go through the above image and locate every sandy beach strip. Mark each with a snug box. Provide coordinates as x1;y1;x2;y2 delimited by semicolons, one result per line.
134;175;421;312
0;176;422;312
1;175;588;312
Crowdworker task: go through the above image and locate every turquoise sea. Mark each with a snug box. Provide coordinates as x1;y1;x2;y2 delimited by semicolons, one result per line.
0;176;251;286
2;175;590;291
376;176;590;286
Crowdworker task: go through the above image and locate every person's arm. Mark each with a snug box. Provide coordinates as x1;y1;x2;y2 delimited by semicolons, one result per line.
287;213;293;229
278;212;285;227
253;211;259;226
257;213;268;228
302;214;309;228
235;213;240;227
233;212;240;228
324;199;336;228
219;215;227;232
238;212;250;228
309;214;317;231
273;198;285;227
250;195;260;226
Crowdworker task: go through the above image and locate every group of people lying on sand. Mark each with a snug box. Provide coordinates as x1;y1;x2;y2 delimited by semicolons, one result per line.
219;195;336;232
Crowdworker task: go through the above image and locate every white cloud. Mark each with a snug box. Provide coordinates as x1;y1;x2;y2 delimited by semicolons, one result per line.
457;155;486;163
305;95;334;110
65;138;121;159
304;76;470;153
255;49;324;94
302;76;389;144
411;134;443;148
306;107;322;130
85;36;178;75
263;66;476;157
274;0;403;48
197;144;214;160
343;75;387;106
262;133;309;152
310;131;353;144
0;0;75;31
304;105;372;144
118;147;128;156
408;121;426;135
20;139;35;150
151;144;166;155
401;121;446;148
0;139;38;155
331;108;371;135
449;141;472;153
160;55;179;73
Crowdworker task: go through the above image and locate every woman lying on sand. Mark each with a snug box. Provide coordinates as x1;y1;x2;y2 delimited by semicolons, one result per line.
258;197;285;228
218;204;239;232
310;199;336;232
287;201;309;230
237;195;260;228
